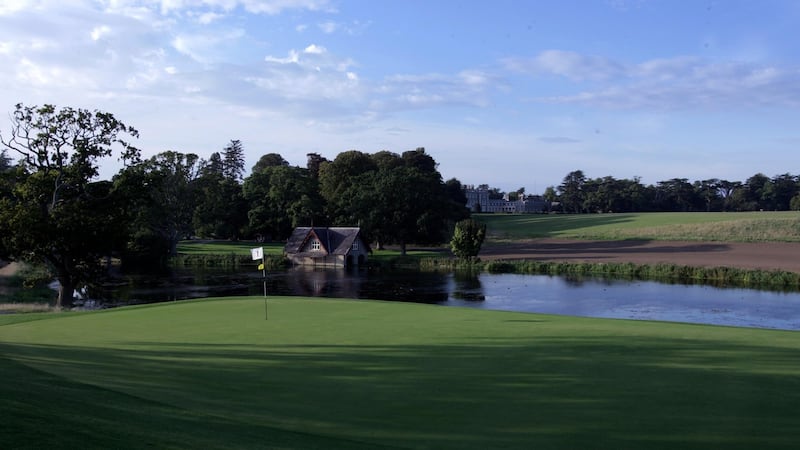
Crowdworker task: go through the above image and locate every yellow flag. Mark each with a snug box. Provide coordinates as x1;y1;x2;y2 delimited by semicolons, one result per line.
258;263;265;271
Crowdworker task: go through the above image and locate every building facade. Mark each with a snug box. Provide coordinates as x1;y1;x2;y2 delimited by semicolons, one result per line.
463;185;548;213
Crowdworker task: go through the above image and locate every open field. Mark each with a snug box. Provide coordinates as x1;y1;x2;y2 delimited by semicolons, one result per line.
3;297;800;449
177;241;285;255
476;212;800;274
477;211;800;242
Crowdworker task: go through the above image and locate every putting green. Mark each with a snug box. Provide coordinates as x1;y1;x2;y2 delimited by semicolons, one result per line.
2;297;800;449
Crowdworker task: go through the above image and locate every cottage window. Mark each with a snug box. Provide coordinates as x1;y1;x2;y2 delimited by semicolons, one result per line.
352;241;359;251
311;240;320;251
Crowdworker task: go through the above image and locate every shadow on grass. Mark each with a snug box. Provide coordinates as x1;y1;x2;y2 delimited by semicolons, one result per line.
480;214;640;239
3;334;800;449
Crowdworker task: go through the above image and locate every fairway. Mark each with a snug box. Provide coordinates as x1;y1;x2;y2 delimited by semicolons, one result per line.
478;211;800;242
2;297;800;449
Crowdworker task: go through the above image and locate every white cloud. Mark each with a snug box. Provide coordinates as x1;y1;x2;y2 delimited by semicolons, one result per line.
172;28;245;63
514;50;800;110
265;49;300;64
303;44;326;54
318;21;337;33
196;11;224;24
91;25;112;41
0;0;35;15
505;50;624;81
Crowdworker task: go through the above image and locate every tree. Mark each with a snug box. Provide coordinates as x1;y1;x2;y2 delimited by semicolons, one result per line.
318;150;377;225
192;170;247;240
543;186;557;212
222;139;245;182
115;151;200;261
202;152;224;177
450;218;486;260
559;170;587;213
319;149;461;254
0;103;139;307
243;164;323;240
0;149;10;172
655;178;698;212
251;153;289;173
306;152;328;179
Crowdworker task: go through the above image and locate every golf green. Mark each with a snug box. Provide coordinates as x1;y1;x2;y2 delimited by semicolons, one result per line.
2;297;800;449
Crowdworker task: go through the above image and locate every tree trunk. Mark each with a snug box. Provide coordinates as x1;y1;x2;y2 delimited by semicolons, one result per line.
57;275;75;309
399;241;407;256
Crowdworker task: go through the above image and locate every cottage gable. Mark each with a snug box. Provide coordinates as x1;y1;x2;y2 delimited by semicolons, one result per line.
285;227;370;267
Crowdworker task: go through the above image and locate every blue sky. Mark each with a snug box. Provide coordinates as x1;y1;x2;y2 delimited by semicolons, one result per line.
1;0;799;193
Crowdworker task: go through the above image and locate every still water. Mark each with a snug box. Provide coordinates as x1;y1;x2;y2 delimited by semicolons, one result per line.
94;266;800;331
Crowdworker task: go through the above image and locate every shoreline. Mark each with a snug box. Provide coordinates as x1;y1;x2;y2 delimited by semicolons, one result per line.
479;239;800;274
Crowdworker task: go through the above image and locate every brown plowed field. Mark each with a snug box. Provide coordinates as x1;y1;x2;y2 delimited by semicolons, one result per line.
480;239;800;273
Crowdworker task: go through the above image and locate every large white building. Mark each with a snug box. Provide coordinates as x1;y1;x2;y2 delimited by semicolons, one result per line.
463;185;548;213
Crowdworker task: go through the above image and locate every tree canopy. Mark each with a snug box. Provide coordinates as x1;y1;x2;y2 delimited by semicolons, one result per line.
0;103;139;307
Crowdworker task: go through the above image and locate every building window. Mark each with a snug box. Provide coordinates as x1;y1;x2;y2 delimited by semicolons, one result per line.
311;240;320;251
352;240;359;251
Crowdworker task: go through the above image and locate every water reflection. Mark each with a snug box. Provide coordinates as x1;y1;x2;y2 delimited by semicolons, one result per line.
450;270;485;301
86;266;800;331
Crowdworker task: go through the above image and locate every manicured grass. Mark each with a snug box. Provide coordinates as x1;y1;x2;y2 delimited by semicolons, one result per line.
478;211;800;242
177;240;285;255
3;297;800;449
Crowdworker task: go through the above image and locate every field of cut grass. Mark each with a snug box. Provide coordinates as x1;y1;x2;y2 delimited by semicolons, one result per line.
478;211;800;242
177;240;284;255
3;297;800;449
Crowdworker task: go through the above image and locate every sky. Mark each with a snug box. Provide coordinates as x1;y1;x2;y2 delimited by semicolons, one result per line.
1;0;799;193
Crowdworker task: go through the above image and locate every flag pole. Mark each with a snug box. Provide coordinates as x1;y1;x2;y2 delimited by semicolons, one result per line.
262;253;268;321
252;246;268;321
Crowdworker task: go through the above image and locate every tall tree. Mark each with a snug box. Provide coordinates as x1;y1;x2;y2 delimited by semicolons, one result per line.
559;170;587;213
222;139;245;182
243;165;323;240
192;170;247;240
0;103;139;307
306;152;328;179
115;151;201;260
202;152;224;177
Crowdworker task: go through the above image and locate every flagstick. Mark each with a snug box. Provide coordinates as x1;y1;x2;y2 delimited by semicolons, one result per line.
262;254;267;321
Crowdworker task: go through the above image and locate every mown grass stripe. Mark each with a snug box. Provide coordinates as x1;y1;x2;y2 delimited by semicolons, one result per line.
3;297;800;449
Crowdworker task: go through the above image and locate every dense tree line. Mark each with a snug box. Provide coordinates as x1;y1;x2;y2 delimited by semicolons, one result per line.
549;170;800;213
0;104;469;306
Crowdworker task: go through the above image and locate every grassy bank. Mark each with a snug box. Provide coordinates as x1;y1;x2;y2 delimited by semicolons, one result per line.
2;297;799;449
481;259;800;290
173;241;288;269
478;211;800;242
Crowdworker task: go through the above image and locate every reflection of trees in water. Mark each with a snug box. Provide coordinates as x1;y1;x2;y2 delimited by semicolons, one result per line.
360;270;450;304
451;269;485;301
282;268;453;303
283;266;363;298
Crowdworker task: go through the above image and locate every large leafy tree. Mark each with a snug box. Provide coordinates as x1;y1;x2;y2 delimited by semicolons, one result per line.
319;148;467;254
0;103;139;307
115;151;200;261
243;163;323;240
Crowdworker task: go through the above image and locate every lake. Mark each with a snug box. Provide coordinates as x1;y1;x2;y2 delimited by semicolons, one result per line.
87;266;800;331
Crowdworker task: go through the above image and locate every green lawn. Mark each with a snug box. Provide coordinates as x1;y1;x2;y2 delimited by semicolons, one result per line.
2;297;800;449
477;211;800;242
177;240;285;255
